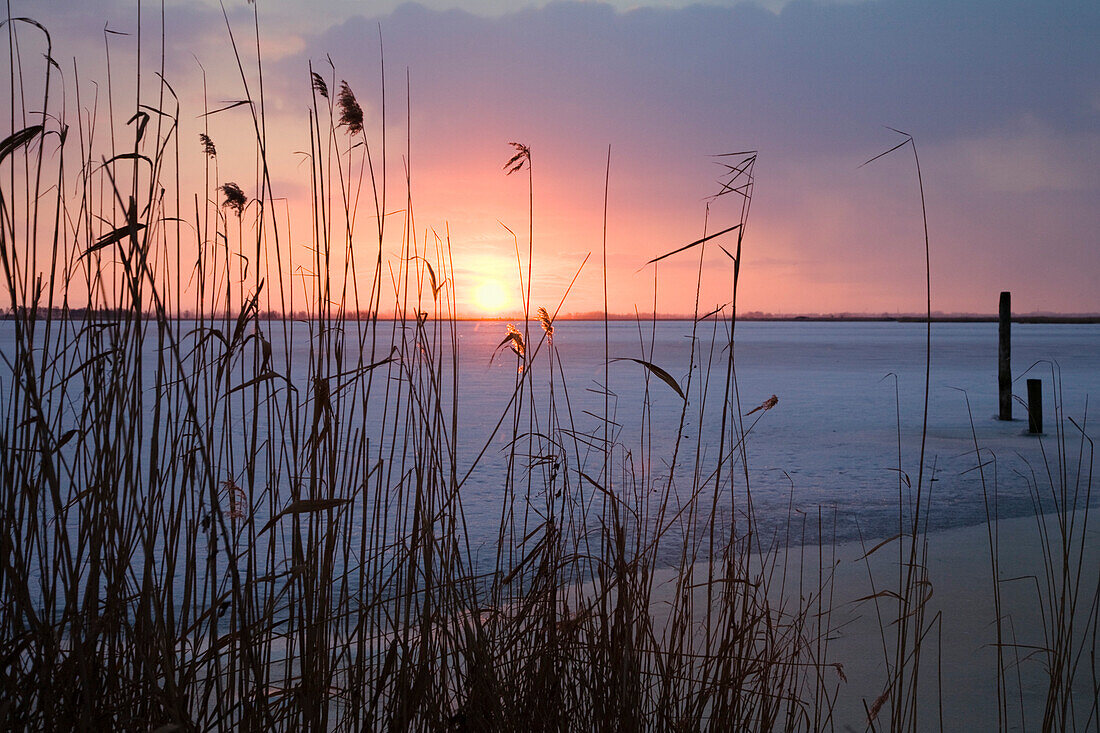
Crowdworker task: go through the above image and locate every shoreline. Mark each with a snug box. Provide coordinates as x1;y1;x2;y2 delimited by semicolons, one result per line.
4;312;1100;324
644;510;1100;730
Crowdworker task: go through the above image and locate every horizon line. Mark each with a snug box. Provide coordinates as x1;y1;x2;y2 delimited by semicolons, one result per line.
6;306;1100;324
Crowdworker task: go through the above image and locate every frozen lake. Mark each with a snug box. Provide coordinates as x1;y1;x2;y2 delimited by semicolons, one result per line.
448;319;1099;540
2;318;1096;555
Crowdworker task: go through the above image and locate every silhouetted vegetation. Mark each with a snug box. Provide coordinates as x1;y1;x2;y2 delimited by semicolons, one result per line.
0;7;1095;731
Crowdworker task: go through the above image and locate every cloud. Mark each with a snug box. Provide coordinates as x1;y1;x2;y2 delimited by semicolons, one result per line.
278;0;1100;312
301;0;1098;151
11;0;1100;314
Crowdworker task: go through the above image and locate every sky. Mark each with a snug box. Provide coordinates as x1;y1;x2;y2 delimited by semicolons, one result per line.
7;0;1100;317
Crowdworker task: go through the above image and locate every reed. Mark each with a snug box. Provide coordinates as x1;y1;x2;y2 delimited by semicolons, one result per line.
960;363;1099;731
0;9;834;729
0;6;1093;732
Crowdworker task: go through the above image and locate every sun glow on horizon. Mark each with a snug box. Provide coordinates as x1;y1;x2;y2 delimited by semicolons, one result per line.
472;279;511;315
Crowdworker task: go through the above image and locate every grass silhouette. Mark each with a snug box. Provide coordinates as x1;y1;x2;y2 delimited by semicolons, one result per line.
0;6;1095;732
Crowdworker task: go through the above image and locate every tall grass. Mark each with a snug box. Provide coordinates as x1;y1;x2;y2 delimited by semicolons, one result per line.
854;131;942;732
964;363;1100;731
1;7;1095;732
0;8;838;730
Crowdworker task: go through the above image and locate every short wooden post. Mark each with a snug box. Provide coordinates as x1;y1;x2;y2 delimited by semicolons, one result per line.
999;292;1011;420
1027;378;1043;434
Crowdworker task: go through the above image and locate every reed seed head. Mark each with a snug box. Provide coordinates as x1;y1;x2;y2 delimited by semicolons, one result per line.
220;182;247;217
536;306;553;343
504;142;530;175
337;81;364;135
744;394;779;416
199;133;216;158
505;323;525;358
221;478;246;520
311;71;329;100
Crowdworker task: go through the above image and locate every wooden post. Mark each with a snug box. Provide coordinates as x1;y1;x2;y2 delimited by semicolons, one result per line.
1027;378;1043;434
999;292;1011;420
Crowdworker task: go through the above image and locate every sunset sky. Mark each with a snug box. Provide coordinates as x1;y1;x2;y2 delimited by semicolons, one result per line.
10;0;1100;317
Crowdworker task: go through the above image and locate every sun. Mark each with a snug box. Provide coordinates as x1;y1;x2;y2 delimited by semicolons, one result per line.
474;280;509;314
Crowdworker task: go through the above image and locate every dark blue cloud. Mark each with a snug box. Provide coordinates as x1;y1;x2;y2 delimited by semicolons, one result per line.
18;0;1094;312
304;0;1099;154
279;0;1100;313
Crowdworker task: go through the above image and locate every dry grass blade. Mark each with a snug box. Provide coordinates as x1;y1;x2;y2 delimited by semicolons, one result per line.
859;127;912;168
856;532;905;561
83;222;146;256
82;198;143;257
696;303;727;320
643;223;741;267
198;99;254;117
259;498;353;535
409;255;445;298
711;149;758;157
0;125;43;161
227;370;286;394
853;589;905;604
610;357;685;400
126;110;149;143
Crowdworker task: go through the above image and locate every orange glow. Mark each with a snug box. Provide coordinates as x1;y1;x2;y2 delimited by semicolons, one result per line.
472;279;510;315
